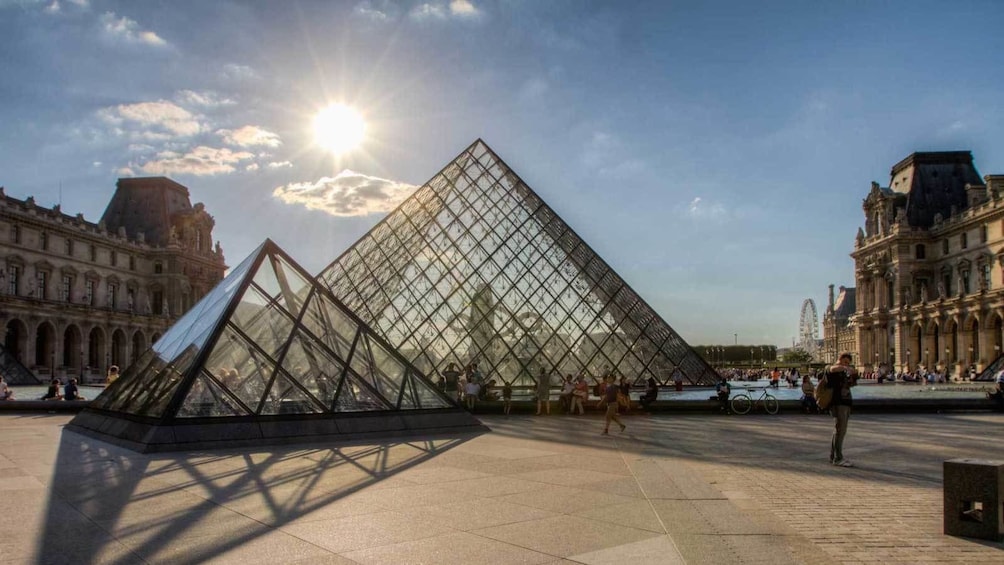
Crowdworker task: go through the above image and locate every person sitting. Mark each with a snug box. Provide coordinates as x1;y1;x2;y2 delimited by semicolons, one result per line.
715;379;731;413
639;377;658;410
0;376;13;400
988;375;1004;412
464;379;480;411
106;365;120;384
64;378;85;401
800;375;818;413
42;379;62;400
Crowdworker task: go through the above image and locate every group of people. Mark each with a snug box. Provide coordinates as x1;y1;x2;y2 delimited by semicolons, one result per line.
40;377;86;401
438;363;661;425
0;374;89;401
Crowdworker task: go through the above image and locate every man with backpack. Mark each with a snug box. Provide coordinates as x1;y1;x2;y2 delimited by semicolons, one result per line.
824;353;858;467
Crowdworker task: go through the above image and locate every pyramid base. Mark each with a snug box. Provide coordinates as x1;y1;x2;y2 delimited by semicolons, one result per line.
66;409;489;453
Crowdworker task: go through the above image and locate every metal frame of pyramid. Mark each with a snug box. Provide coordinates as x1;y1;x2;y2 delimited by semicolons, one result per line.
318;140;719;389
67;239;485;453
0;342;42;385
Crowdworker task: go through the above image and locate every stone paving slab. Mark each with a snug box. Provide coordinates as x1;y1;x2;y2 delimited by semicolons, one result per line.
1;412;1003;564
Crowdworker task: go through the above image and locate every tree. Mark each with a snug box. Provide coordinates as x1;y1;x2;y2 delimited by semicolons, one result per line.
783;348;812;364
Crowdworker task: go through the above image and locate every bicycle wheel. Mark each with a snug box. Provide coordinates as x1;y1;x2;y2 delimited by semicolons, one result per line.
731;394;752;415
763;394;779;415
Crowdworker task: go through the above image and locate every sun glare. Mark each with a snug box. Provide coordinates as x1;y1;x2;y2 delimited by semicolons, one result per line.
313;104;366;154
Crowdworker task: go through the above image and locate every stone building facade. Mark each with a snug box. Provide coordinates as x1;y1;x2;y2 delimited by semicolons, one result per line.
822;284;856;365
832;151;1004;376
0;177;226;382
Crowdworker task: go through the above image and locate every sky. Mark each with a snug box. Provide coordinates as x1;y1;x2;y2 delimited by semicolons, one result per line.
2;0;1003;348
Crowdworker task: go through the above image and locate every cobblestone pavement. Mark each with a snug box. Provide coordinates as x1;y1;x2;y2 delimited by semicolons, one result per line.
1;411;1001;564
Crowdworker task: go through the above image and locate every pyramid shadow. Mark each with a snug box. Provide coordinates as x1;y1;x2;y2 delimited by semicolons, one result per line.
37;426;478;564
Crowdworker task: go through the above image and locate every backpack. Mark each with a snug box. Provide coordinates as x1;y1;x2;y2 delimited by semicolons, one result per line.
815;374;833;411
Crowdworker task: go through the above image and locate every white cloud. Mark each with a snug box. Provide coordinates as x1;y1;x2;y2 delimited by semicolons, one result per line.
176;89;235;108
353;1;390;21
99;12;168;47
117;166;136;176
449;0;479;17
222;63;259;81
137;146;254;176
410;0;482;21
245;163;260;172
41;0;85;14
98;100;202;138
683;196;728;221
91;161;101;167
217;125;281;148
273;170;416;216
267;161;292;169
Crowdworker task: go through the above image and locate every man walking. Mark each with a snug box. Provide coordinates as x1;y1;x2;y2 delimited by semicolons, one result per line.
827;352;858;467
601;375;626;435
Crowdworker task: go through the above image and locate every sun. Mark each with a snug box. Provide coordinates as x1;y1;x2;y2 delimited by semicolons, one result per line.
313;104;366;155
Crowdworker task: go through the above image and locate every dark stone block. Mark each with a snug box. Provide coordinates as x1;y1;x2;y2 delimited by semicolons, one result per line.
399;411;483;431
170;422;262;444
335;414;406;435
259;418;340;439
944;458;1004;541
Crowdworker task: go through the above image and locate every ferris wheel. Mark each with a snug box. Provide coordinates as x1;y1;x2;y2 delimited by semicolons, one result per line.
798;299;819;354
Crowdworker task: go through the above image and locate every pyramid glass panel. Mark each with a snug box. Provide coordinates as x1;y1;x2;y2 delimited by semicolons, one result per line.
153;244;261;361
300;292;358;360
259;369;325;415
319;140;718;386
333;371;392;412
177;371;252;418
280;329;344;409
204;324;278;414
412;372;452;409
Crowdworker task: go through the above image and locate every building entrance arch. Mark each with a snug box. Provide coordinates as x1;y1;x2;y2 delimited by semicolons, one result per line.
4;319;28;364
34;322;56;371
111;329;127;368
88;327;106;372
63;325;82;372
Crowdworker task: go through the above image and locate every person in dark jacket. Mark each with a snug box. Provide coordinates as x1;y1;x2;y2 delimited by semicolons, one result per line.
827;353;858;467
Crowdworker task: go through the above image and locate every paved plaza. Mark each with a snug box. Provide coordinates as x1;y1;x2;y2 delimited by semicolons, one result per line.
1;410;1002;564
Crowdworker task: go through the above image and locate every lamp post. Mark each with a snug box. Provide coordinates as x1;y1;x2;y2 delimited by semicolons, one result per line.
924;348;929;369
906;349;911;372
890;348;895;370
945;347;951;374
749;348;754;368
995;343;1001;361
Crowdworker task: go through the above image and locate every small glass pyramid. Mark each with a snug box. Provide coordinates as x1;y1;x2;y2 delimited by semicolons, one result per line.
318;140;718;386
69;240;478;452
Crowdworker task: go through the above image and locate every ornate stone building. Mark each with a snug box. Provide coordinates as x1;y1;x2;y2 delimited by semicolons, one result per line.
836;151;1004;376
0;177;226;382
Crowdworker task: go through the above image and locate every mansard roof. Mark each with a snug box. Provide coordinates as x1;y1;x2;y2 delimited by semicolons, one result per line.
100;177;197;247
891;151;983;229
833;286;856;319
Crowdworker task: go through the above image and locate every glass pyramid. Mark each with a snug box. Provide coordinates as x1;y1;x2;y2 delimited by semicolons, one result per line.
318;140;718;387
69;240;479;452
0;342;41;385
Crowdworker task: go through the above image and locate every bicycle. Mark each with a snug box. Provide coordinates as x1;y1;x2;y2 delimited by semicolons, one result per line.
730;387;779;415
